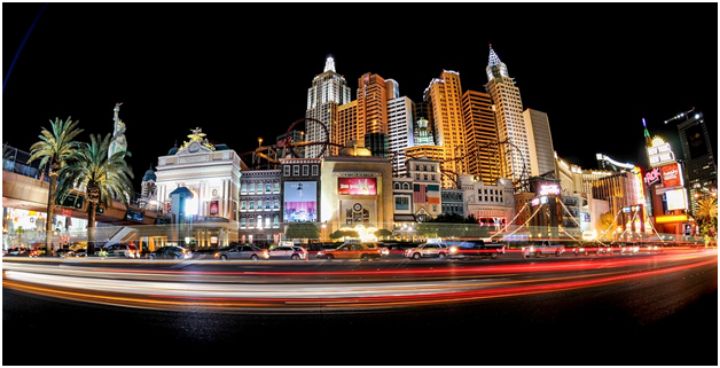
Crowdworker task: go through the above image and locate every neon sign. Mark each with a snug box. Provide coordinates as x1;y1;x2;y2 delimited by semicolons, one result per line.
644;168;661;186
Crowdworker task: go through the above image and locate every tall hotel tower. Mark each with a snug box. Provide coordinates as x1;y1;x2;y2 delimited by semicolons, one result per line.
462;90;501;185
485;46;531;185
424;70;465;188
305;56;351;158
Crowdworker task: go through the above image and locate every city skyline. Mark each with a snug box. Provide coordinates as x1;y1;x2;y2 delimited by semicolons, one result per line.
3;3;717;185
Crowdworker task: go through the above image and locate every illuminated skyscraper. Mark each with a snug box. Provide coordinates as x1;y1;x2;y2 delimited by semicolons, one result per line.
523;108;557;177
388;96;415;177
305;56;351;158
462;90;500;185
424;70;465;188
485;45;531;186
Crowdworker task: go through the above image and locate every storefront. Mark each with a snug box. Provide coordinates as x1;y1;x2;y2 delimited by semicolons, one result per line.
2;207;88;249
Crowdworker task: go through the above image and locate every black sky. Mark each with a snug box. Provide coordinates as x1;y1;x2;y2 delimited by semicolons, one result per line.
3;3;717;189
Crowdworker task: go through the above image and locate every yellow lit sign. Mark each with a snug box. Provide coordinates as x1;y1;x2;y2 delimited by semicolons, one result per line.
655;214;688;224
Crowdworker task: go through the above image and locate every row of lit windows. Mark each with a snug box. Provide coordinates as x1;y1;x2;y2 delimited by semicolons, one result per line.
283;164;320;177
240;215;280;229
241;181;280;195
240;200;280;212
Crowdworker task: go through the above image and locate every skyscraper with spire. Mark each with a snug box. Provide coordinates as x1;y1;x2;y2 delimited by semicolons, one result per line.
485;45;531;186
305;56;351;158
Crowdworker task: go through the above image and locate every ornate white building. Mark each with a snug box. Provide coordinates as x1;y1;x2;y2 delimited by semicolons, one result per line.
155;128;245;222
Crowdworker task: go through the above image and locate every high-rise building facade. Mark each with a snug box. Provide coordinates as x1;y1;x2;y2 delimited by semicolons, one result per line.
462;90;501;185
388;96;415;177
424;70;465;188
676;111;717;214
523;108;557;177
357;73;389;135
305;56;351;158
333;100;360;155
485;46;531;186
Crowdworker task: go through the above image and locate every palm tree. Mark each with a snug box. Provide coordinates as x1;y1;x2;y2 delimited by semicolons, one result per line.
28;117;83;253
696;197;718;238
57;134;134;255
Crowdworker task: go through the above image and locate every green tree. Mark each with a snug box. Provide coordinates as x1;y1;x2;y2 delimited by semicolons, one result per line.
28;117;84;253
285;222;320;240
57;134;134;255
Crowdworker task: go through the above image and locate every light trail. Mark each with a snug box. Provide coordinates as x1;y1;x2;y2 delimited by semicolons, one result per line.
2;249;716;313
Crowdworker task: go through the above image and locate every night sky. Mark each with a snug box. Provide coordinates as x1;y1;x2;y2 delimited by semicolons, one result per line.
3;3;717;190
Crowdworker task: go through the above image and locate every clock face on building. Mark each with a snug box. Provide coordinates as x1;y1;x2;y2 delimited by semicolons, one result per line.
212;189;218;197
188;142;200;153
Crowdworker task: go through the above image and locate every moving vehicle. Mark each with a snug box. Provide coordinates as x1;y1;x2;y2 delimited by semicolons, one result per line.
148;246;192;260
405;242;449;260
268;245;307;260
213;244;269;260
449;240;506;259
103;242;140;258
317;242;384;260
522;241;565;258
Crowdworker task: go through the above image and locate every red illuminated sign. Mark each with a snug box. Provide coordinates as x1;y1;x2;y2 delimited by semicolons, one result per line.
338;178;377;195
660;163;682;188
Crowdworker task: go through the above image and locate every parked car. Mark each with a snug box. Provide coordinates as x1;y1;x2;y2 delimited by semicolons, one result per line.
268;245;307;260
405;242;449;260
522;241;565;258
213;244;269;260
148;246;192;260
449;240;506;259
5;247;30;257
316;242;384;260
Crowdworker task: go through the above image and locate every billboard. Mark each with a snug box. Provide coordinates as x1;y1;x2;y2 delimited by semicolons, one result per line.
338;177;377;196
533;181;560;196
209;200;219;216
660;163;683;188
664;188;688;211
283;181;317;222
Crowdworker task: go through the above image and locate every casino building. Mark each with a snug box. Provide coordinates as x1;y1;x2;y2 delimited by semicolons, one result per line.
319;145;394;240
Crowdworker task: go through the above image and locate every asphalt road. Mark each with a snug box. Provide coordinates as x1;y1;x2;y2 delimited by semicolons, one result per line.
3;251;717;365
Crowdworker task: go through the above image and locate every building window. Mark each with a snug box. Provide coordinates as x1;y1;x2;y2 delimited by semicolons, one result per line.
283;165;291;177
257;200;263;211
415;165;420;171
415;174;420;180
424;174;428;181
265;216;271;228
240;217;246;228
273;215;279;228
241;201;246;211
249;201;255;211
293;165;300;176
302;165;309;176
257;215;263;229
431;175;436;181
241;184;247;195
265;200;271;211
311;165;319;176
274;182;280;193
265;183;272;193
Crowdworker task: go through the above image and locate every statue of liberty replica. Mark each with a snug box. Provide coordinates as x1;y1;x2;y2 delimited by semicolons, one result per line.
108;102;127;159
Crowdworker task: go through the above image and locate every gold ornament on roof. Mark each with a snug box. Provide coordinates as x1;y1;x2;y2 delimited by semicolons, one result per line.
181;127;215;151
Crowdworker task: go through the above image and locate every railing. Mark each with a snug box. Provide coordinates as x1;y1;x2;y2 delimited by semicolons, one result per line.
3;144;45;180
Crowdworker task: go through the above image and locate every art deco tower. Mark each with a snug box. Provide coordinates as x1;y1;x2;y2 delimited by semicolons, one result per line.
485;45;531;185
305;56;351;158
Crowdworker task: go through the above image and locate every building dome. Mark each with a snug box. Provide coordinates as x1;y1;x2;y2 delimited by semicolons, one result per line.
142;169;156;182
340;140;372;157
